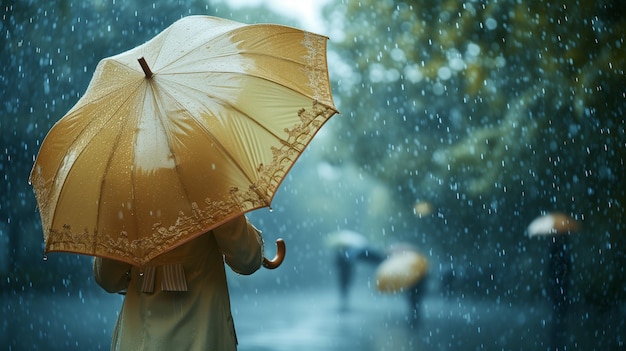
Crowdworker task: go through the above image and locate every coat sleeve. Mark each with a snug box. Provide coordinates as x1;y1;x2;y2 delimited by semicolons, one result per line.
213;215;264;275
93;257;132;293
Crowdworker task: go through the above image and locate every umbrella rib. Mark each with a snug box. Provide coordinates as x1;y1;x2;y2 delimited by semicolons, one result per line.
148;84;202;212
48;80;144;252
174;74;301;154
140;27;331;206
157;28;324;102
161;52;318;100
161;71;300;143
91;75;148;250
153;81;267;200
52;83;142;171
166;71;328;184
96;83;147;247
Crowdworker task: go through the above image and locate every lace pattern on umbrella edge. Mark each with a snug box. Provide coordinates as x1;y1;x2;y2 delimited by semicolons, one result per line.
41;101;337;265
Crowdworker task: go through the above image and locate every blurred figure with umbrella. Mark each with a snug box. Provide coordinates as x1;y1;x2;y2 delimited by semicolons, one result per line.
326;230;385;310
527;211;581;351
375;244;430;324
30;16;337;350
94;215;264;350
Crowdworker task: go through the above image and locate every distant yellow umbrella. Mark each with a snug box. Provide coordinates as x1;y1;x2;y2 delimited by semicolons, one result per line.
413;200;434;218
375;250;429;292
29;15;338;266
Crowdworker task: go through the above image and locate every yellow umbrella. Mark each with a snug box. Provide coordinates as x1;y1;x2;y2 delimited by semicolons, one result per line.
29;15;338;266
375;249;429;293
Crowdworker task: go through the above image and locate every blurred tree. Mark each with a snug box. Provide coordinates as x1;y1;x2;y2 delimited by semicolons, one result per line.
323;0;625;305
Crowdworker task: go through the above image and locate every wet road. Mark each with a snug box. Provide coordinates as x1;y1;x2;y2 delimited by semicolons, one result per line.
231;274;625;351
2;280;624;350
235;288;551;351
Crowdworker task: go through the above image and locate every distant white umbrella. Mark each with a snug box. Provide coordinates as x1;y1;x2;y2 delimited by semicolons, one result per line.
325;230;369;250
326;230;384;310
527;212;580;237
527;211;580;351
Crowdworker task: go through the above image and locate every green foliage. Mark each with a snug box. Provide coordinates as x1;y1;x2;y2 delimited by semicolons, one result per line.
324;0;625;303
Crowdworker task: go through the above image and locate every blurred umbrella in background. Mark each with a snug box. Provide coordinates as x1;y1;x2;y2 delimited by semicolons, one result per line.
375;244;430;322
29;15;338;267
527;211;581;351
326;230;385;309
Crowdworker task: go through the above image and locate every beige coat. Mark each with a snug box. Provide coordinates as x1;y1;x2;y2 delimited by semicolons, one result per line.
94;216;264;351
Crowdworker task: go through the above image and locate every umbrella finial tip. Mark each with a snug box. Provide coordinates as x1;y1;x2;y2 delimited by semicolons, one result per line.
138;57;153;79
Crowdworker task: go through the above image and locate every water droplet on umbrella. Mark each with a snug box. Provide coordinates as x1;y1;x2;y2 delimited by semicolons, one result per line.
269;207;273;213
43;255;48;261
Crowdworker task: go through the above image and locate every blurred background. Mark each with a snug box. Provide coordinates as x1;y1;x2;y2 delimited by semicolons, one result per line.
1;0;624;350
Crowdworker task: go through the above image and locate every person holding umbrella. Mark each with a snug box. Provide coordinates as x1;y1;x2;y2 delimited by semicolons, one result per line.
527;211;581;351
94;215;263;350
326;230;385;310
375;244;430;324
29;15;337;351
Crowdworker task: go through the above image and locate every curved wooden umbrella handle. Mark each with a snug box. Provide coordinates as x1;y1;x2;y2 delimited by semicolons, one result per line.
263;238;286;269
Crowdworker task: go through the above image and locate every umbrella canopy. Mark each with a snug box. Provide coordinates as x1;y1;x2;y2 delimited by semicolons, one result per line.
325;230;369;250
375;250;429;293
527;212;580;237
30;15;338;266
526;211;579;350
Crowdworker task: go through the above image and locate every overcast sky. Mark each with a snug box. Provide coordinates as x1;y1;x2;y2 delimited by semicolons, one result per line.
217;0;331;32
